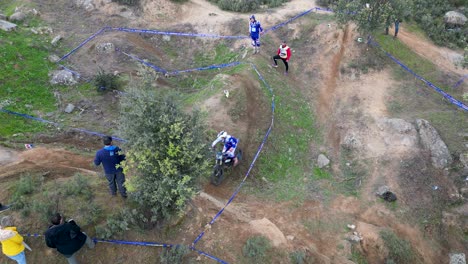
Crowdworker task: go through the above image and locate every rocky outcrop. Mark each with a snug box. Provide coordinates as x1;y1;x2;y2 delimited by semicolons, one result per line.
444;11;467;26
317;154;330;168
50;70;77;86
9;12;25;22
377;118;418;147
0;20;16;31
416;119;452;169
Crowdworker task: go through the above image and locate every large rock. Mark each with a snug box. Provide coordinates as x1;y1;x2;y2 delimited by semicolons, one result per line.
416;119;452;169
76;0;95;11
0;20;16;31
50;70;77;86
9;12;25;22
317;154;330;168
249;218;287;247
377;118;418;147
449;253;466;264
444;11;467;26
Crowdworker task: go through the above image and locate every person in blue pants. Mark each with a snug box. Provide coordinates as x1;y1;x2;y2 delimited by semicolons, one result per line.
94;136;127;198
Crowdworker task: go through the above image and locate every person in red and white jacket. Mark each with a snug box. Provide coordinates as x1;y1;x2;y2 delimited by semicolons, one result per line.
272;41;291;75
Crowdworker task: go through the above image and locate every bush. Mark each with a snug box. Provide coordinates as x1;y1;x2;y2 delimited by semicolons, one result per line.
63;174;93;200
11;174;40;199
380;230;415;263
111;0;140;6
290;250;307;264
207;0;288;12
243;236;271;262
119;75;210;221
160;245;189;264
93;69;120;93
95;208;146;239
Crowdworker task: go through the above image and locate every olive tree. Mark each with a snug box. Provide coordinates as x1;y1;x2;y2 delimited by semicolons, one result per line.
119;77;210;221
333;0;409;33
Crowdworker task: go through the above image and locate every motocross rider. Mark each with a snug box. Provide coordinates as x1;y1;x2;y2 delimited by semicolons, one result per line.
211;131;239;167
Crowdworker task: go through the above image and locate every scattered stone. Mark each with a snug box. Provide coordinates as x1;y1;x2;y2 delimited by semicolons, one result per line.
416;119;453;169
75;0;95;11
317;154;330;168
162;35;171;42
0;20;17;31
64;104;75;113
449;253;466;264
0;13;6;20
50;70;77;86
208;13;217;16
444;11;467;26
51;35;62;46
48;54;61;63
341;132;362;150
32;26;53;35
286;235;294;241
30;28;38;34
9;12;26;22
24;104;33;109
460;153;468;168
347;224;356;230
96;42;114;53
347;232;362;243
376;185;397;202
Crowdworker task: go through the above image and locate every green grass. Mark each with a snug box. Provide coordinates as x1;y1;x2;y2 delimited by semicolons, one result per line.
239;56;321;201
194;43;239;66
0;28;57;136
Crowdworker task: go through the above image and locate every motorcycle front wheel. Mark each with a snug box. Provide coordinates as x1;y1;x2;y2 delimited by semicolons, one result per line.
211;165;224;186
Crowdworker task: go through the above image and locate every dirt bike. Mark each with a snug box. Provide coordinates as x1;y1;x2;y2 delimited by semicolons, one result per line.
211;149;242;186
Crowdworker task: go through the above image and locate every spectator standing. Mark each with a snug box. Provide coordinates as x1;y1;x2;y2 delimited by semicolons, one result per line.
44;213;95;264
94;136;127;198
0;216;27;264
394;19;401;37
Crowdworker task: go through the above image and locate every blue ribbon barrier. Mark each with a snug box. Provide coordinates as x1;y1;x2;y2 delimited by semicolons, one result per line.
58;26;111;62
191;247;229;264
168;61;241;75
112;27;247;39
264;8;315;33
0;108;126;142
118;49;168;74
93;238;172;248
368;39;468;112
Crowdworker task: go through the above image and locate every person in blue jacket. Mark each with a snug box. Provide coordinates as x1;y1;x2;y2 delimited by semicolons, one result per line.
94;136;127;198
249;15;263;54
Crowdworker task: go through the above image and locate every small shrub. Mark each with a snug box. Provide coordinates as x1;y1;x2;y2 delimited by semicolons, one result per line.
12;174;40;199
380;230;415;263
95;208;146;239
290;250;307;264
93;69;120;92
160;245;189;264
207;0;288;12
111;0;140;6
63;174;93;200
243;236;271;262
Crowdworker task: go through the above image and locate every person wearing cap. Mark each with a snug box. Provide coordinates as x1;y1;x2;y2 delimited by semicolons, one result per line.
0;216;27;264
212;131;239;167
44;213;95;264
272;41;292;75
94;136;127;198
249;15;264;54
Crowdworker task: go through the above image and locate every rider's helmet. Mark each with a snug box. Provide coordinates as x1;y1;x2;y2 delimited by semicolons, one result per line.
250;15;255;21
217;131;228;139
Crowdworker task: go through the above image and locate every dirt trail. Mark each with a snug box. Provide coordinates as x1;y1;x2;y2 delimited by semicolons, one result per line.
396;28;467;76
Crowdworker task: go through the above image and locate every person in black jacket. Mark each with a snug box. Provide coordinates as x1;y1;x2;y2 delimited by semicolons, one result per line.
44;213;94;264
94;136;127;198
